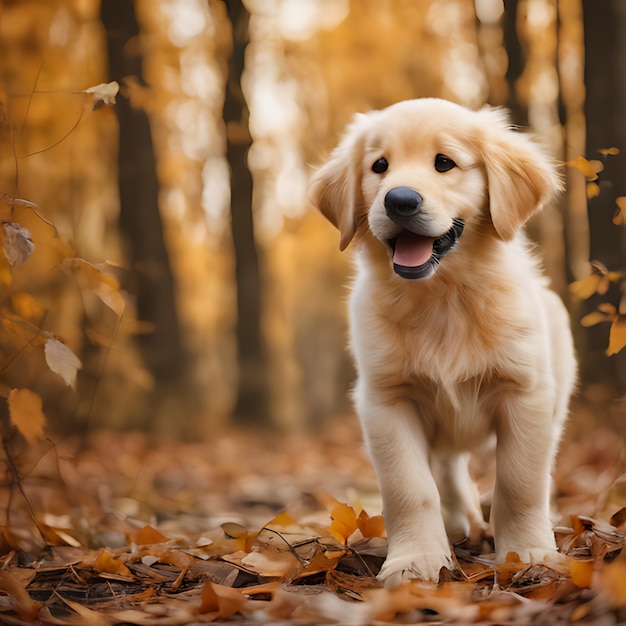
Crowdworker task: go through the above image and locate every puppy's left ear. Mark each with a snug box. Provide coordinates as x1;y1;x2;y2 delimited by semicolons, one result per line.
309;114;370;251
480;112;563;241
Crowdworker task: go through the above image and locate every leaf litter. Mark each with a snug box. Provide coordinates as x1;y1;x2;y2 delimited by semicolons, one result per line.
0;411;625;624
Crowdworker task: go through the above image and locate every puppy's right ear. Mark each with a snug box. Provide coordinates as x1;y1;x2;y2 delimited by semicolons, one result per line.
309;114;370;251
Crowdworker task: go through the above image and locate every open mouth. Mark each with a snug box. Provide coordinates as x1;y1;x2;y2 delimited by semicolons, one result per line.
389;219;465;279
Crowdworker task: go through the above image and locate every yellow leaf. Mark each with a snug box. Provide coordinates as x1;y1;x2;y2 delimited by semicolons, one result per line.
606;315;626;356
2;222;35;266
569;275;600;299
329;502;358;543
614;197;626;226
570;559;594;588
83;81;119;110
8;388;46;444
567;156;602;180
597;147;620;156
44;338;82;389
587;182;600;199
598;302;618;316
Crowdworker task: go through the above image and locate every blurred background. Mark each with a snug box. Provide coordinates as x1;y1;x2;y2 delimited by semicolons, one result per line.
0;0;624;438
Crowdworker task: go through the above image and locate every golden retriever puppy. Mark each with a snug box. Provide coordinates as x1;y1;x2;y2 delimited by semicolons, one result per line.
310;98;576;588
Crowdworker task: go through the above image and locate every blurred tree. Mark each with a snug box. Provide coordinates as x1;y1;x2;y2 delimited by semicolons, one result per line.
101;2;188;413
582;0;626;390
502;0;527;125
222;0;269;425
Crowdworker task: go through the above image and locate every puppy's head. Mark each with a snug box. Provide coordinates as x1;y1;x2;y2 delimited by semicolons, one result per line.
309;98;562;280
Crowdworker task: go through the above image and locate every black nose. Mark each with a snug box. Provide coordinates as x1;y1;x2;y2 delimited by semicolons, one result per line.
384;187;423;218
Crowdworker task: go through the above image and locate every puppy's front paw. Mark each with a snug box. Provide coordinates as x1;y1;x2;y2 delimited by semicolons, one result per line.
377;552;454;588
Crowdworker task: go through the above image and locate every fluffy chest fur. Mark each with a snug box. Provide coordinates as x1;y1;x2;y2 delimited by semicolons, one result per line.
349;241;548;451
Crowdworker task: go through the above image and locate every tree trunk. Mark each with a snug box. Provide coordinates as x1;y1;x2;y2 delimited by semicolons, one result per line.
101;3;187;393
222;0;269;425
582;0;626;389
502;0;527;126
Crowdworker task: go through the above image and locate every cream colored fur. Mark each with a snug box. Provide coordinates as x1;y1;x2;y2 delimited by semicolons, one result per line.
310;98;576;588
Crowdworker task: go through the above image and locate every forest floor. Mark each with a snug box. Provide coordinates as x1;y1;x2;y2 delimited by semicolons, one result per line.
0;398;625;625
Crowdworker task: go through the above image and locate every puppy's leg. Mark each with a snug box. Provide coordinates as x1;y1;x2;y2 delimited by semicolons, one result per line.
491;398;564;564
357;395;452;587
432;453;487;544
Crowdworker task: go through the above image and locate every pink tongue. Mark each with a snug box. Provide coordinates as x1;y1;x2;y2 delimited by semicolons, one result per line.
393;231;436;267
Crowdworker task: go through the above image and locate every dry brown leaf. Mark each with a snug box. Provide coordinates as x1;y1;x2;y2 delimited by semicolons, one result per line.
0;569;42;620
83;81;119;110
44;337;83;389
8;387;46;444
2;222;35;266
62;258;125;316
58;597;113;626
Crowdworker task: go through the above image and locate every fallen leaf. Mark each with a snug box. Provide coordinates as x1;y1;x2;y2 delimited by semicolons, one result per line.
8;388;46;444
58;597;113;626
2;222;35;266
0;569;42;620
93;548;133;579
135;525;169;545
83;81;119;110
357;509;386;539
570;559;594;588
44;337;83;389
198;581;248;618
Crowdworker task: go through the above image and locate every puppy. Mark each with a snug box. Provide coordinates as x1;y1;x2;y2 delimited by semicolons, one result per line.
310;98;576;588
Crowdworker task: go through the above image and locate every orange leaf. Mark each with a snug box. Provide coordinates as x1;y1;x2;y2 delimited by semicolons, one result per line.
93;548;133;578
587;182;600;199
567;156;602;180
198;581;247;618
8;388;46;444
597;146;620;156
135;525;169;545
357;509;386;538
580;311;611;327
329;502;358;543
570;559;594;588
606;315;626;356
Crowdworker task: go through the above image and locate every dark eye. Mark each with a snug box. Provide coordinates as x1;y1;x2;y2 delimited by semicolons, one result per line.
372;157;389;174
434;154;457;173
